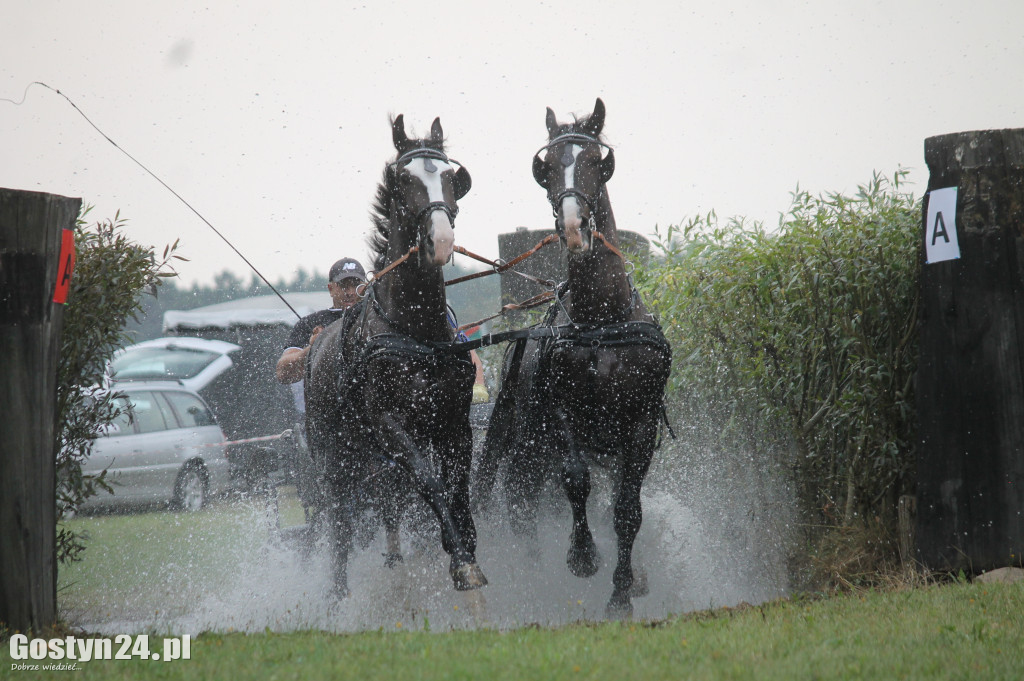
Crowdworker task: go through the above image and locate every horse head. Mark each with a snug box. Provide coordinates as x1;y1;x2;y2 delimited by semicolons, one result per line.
532;97;615;255
383;114;472;267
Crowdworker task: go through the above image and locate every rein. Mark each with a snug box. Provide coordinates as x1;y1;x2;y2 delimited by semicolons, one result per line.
444;228;626;288
356;244;421;301
442;228;632;341
446;236;559;287
590;230;627;263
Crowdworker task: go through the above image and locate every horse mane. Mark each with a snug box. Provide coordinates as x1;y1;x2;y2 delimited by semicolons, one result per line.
550;112;608;143
367;117;447;272
367;168;394;273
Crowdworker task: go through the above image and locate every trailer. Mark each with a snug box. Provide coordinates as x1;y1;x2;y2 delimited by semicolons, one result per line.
159;292;331;489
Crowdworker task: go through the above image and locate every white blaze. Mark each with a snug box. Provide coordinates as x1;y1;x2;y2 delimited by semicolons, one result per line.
561;145;584;233
406;157;455;264
560;144;586;251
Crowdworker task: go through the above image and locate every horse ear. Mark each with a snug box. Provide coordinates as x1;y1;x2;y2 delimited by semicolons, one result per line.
453;165;472;200
392;114;408;150
532;154;549;189
430;117;444;145
585;98;606;137
600;147;615;183
545;107;559;138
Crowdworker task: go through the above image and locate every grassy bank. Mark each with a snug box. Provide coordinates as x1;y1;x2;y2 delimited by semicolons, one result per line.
5;581;1021;680
29;489;1023;680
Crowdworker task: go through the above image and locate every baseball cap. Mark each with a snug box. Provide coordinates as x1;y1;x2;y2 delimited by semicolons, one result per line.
329;258;366;283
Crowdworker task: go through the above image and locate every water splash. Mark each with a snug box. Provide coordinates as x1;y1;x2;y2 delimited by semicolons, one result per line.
70;436;795;635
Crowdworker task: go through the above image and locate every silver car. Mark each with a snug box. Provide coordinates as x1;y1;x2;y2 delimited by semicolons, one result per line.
80;382;231;512
107;337;241;394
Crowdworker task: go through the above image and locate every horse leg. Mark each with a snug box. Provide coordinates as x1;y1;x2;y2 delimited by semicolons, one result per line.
503;438;544;559
438;423;491;590
380;414;487;590
438;423;477;558
606;419;656;618
325;496;354;599
376;472;404;568
309;424;352;596
560;412;599;578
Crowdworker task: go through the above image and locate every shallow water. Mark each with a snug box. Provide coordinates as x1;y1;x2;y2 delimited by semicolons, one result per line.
68;438;795;635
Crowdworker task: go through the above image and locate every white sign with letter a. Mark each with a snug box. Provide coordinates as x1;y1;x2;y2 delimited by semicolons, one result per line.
925;186;961;264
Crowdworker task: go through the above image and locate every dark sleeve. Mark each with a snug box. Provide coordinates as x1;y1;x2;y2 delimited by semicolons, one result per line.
284;316;312;350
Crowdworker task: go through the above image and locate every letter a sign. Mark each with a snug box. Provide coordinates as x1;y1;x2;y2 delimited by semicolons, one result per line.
53;228;75;304
925;187;961;264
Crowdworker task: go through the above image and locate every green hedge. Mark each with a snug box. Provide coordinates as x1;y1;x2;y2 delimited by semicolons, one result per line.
635;171;921;530
56;209;181;563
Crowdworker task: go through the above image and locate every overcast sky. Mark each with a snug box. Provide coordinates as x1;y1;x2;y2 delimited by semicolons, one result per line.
2;1;1022;288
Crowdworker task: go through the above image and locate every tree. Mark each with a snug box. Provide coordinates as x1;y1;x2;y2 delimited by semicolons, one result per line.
56;209;182;564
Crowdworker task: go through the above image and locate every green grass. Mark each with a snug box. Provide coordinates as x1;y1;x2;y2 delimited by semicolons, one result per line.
4;582;1022;680
57;489;305;624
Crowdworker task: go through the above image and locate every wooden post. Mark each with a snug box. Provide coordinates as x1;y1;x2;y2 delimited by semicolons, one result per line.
0;187;81;633
497;227;650;308
915;129;1024;573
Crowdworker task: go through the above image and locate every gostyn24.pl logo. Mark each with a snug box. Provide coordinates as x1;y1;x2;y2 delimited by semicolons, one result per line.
9;634;190;667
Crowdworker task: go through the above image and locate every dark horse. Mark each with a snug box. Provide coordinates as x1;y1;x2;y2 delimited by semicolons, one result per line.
305;114;487;598
479;98;671;616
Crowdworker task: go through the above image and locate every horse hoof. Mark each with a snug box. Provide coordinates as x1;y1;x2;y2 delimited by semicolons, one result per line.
629;567;649;598
451;562;489;591
567;533;600;578
383;552;404;569
605;593;633;620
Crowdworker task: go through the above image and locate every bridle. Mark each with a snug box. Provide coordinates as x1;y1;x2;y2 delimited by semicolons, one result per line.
532;132;616;244
358;147;467;295
390;147;464;232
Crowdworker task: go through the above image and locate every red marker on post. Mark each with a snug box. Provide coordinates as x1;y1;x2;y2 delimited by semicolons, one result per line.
53;228;75;304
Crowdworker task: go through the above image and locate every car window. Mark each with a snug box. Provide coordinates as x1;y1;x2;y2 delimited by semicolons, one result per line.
110;347;222;380
129;391;170;434
109;395;135;434
162;390;217;429
96;394;135;436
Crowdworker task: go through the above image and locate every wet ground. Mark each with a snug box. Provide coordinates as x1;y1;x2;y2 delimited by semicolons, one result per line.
62;439;795;635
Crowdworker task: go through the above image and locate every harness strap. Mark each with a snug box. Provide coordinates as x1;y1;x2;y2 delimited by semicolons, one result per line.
546;321;671;357
591;230;627;263
364;244;419;288
445;235;559;287
453;290;556;335
430;319;670;355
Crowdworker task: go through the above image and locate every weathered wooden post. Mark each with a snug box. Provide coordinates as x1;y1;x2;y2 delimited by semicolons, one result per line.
0;188;80;633
915;129;1024;573
497;227;650;308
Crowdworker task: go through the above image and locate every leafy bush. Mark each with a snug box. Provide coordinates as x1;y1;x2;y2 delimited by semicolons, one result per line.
635;171;921;534
56;209;181;563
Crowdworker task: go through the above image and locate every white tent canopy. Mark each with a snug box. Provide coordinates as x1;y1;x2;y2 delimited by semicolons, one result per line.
163;292;332;331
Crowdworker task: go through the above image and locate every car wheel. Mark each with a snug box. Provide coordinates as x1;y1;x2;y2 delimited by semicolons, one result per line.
173;464;208;512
